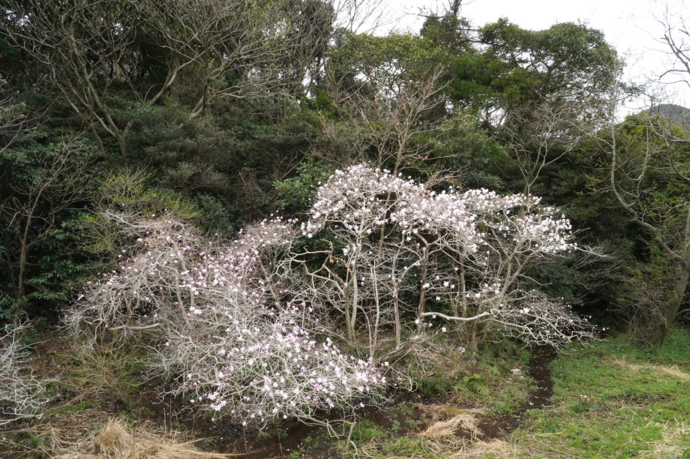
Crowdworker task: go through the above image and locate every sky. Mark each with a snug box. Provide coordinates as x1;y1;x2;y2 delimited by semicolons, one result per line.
380;0;690;111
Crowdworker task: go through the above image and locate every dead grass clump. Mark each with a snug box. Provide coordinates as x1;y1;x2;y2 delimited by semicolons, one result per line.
97;419;132;456
612;359;690;380
659;366;690;380
457;438;512;458
417;404;485;440
419;414;482;440
418;403;484;421
56;419;243;459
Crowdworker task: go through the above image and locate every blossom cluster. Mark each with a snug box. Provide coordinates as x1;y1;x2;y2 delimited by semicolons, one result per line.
303;165;483;249
68;213;385;426
304;165;575;257
67;216;294;333
490;290;597;347
168;305;385;426
296;164;590;350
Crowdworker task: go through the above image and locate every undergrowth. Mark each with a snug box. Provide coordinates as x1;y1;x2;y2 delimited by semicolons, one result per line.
8;327;690;458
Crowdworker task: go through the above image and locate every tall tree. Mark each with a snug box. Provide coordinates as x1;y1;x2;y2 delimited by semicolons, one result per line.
448;20;619;195
1;0;332;160
604;107;690;343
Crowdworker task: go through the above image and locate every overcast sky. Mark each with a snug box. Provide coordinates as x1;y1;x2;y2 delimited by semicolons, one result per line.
380;0;690;110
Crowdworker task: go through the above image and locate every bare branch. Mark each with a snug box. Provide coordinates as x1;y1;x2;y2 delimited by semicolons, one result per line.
0;323;48;426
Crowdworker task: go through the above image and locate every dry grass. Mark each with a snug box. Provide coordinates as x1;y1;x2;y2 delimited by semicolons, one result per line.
611;358;690;380
418;414;481;439
644;420;690;458
54;418;245;459
411;403;521;457
417;404;485;440
418;403;485;421
454;438;514;458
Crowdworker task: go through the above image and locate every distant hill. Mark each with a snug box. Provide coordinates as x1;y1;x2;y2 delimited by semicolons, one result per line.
651;103;690;131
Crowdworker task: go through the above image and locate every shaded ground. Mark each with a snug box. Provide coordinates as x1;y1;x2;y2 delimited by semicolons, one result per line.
477;345;556;439
0;334;536;458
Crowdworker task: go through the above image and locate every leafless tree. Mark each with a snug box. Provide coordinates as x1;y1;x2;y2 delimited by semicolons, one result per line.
659;2;690;90
605;94;690;343
315;62;455;186
0;323;47;426
331;0;389;33
501;94;605;196
3;0;137;158
298;164;599;355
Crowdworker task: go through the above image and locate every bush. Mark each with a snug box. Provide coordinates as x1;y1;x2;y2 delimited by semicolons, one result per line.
0;323;47;425
68;164;600;427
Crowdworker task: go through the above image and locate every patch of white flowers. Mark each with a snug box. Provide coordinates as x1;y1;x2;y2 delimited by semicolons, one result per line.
70;164;597;426
298;164;595;348
68;215;386;427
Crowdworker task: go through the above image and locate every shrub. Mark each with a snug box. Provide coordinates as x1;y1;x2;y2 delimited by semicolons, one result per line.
0;323;46;425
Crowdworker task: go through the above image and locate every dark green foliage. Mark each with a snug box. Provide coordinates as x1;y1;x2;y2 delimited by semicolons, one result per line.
0;138;98;320
417;375;455;399
274;158;335;217
74;170;200;269
449;20;618;114
350;419;388;443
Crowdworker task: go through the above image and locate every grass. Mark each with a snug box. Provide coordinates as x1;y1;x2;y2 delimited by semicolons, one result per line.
325;344;535;458
513;328;690;458
334;328;690;458
0;334;155;456
6;327;690;458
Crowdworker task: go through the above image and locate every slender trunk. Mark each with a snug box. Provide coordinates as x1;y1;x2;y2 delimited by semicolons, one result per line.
371;267;380;359
17;242;27;301
393;292;401;349
17;201;39;301
660;262;690;341
469;328;479;353
417;249;429;332
350;269;359;342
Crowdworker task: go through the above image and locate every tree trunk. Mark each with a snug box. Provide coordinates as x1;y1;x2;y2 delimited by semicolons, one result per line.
634;261;689;345
660;263;690;340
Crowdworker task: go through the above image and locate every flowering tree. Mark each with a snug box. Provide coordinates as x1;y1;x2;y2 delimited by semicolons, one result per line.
297;164;597;355
69;164;597;425
68;213;386;427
